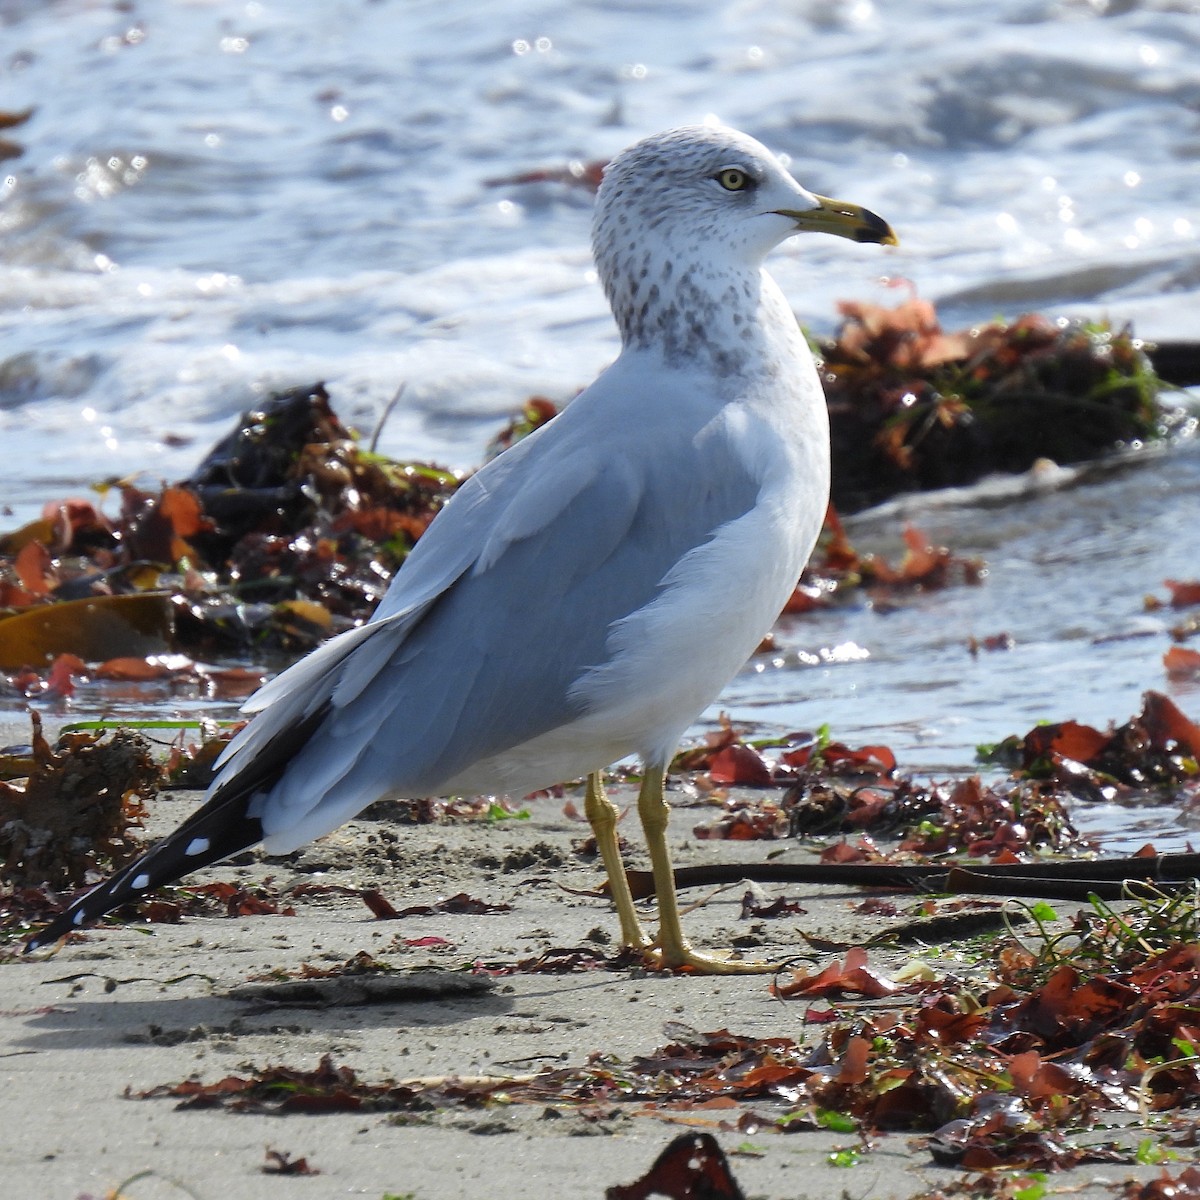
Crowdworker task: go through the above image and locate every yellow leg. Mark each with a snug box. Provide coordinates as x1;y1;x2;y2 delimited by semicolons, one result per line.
584;771;652;951
636;764;779;974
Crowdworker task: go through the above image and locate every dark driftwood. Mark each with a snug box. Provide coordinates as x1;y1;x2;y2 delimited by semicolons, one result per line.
622;853;1200;904
1147;341;1200;388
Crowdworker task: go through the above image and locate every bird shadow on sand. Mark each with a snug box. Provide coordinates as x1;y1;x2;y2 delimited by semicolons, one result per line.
11;968;516;1053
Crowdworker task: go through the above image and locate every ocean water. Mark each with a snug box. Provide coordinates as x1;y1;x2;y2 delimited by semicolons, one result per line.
2;0;1198;847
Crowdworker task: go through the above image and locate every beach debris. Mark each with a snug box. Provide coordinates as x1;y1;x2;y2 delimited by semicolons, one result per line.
1121;1166;1200;1199
229;968;494;1009
786;510;984;616
606;1132;747;1200
772;946;904;1000
0;593;174;670
681;691;1199;855
0;712;156;889
739;890;806;919
262;1148;319;1176
470;945;638;975
980;689;1200;795
1150;579;1200;610
0;383;461;671
120;879;1200;1178
0;885;71;949
821;293;1179;512
134;880;296;926
392;891;513;917
130;900;1200;1172
1165;645;1200;679
687;724;1078;856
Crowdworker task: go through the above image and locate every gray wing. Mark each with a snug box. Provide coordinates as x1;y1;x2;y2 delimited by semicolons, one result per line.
212;421;553;783
215;366;763;849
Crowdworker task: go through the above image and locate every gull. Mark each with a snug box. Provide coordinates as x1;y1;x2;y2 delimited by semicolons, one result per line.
28;125;894;971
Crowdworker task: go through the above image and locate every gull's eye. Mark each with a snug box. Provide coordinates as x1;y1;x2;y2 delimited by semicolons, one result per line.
716;167;750;192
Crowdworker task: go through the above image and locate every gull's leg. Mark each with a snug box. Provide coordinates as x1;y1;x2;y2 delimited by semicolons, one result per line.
636;763;778;974
584;771;652;951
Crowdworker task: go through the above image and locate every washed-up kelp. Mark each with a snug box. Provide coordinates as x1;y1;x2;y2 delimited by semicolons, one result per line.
819;296;1185;512
0;712;157;888
0;384;461;668
679;690;1199;857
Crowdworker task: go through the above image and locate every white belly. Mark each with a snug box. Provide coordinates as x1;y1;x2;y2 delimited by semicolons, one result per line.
439;483;819;796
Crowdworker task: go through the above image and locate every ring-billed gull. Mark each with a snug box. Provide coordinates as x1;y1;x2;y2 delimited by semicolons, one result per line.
27;125;895;971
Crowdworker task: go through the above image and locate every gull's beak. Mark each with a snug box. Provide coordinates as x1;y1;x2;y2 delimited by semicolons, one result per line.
776;195;898;246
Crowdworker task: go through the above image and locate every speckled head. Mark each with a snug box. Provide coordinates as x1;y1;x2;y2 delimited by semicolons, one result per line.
591;124;895;360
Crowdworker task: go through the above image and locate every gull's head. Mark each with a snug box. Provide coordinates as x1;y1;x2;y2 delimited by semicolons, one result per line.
593;125;895;264
592;124;895;356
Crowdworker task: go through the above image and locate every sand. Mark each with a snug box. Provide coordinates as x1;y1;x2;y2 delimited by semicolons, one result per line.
0;720;1177;1200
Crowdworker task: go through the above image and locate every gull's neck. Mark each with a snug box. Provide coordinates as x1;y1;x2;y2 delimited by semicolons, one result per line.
597;241;805;380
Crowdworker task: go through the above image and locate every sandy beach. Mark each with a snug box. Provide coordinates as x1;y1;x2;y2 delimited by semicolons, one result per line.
3;719;1181;1200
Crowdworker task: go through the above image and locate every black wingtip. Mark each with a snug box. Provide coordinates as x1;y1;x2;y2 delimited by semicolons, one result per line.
25;694;330;953
24;888;98;953
24;863;158;953
24;913;80;954
24;802;265;953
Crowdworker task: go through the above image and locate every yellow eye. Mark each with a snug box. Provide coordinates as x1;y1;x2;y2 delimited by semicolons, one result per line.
716;167;749;191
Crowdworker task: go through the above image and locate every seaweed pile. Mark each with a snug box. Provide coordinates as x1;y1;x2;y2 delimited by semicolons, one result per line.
820;295;1188;511
0;384;460;672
